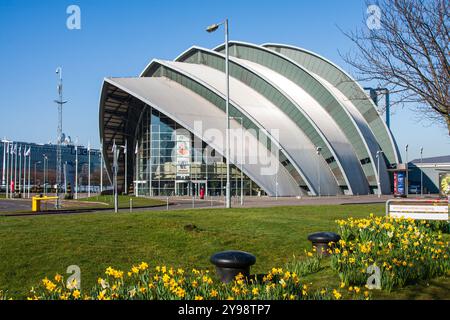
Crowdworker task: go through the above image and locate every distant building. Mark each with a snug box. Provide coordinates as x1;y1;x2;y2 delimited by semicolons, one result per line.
0;140;104;193
409;155;450;195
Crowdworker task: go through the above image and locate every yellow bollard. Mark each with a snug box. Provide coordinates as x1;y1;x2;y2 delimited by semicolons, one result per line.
31;196;58;212
32;196;41;212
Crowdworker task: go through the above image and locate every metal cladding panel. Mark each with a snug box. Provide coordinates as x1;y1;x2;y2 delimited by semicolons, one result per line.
213;42;378;188
232;56;369;194
158;60;341;196
101;77;302;196
264;44;400;167
175;48;349;190
314;74;391;193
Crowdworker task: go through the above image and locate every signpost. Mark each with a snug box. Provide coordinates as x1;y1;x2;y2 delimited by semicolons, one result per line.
386;199;449;221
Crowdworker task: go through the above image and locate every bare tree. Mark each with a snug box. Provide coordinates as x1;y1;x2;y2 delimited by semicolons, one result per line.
341;0;450;135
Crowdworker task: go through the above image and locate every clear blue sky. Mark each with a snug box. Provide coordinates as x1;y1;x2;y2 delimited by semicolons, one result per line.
0;0;448;161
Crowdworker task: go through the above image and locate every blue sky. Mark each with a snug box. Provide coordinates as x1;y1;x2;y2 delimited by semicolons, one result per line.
0;0;448;161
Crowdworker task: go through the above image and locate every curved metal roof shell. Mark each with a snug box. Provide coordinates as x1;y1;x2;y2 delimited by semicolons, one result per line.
99;41;400;196
213;41;383;188
172;46;370;195
100;77;302;196
262;43;401;166
150;59;340;196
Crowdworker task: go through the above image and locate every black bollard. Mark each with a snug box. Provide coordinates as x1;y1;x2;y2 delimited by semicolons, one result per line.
210;250;256;283
307;232;341;256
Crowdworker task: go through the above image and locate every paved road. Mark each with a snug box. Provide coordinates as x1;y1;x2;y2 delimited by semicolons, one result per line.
0;199;31;212
0;194;440;216
0;197;224;215
152;194;393;208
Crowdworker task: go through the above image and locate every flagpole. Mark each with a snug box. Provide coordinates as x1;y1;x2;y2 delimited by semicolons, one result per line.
5;141;9;198
88;141;91;198
113;139;119;213
124;139;128;195
23;147;26;195
18;145;21;194
28;147;31;198
14;144;17;194
135;142;138;197
2;139;5;189
100;140;103;194
10;143;13;198
19;145;22;196
75;142;78;200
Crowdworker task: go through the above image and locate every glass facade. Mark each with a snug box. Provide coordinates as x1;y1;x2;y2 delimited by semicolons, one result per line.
149;64;309;191
134;106;264;197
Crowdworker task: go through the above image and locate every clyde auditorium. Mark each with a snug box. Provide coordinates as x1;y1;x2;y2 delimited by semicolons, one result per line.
99;42;401;197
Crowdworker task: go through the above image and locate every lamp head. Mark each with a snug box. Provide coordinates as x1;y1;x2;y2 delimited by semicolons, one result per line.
206;23;220;33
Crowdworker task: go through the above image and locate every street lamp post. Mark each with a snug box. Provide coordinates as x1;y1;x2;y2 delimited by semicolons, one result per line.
420;146;423;197
316;146;322;197
275;163;278;200
63;161;67;193
120;139;128;195
405;144;409;197
376;150;384;198
88;141;91;198
75;142;78;200
206;19;231;208
112;140;119;213
100;140;103;194
43;155;48;196
230;116;244;205
34;161;41;193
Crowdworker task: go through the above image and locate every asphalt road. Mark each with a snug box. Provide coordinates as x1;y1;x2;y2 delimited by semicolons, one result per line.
0;194;438;216
0;199;31;212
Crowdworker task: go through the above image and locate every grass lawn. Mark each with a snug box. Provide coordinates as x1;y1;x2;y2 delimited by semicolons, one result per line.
0;203;448;299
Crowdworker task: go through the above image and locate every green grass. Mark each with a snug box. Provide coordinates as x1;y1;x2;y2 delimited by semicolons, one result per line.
0;204;448;299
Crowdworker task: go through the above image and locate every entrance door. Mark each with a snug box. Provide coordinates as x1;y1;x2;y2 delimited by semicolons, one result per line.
191;181;207;197
175;181;189;196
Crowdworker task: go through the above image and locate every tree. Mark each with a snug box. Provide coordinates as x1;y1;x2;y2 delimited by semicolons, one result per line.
341;0;450;135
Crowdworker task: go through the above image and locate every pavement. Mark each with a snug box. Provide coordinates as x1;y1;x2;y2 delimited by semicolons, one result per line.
0;198;31;212
0;194;441;216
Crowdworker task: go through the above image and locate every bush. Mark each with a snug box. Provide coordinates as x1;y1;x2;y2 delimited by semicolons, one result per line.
330;215;450;291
